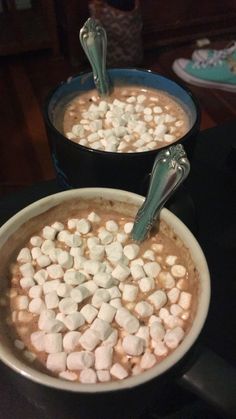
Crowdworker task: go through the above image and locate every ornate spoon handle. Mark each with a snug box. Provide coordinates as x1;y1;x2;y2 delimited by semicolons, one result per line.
79;18;109;97
131;144;190;242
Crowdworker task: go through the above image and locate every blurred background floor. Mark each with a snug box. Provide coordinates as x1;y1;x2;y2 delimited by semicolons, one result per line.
1;0;236;198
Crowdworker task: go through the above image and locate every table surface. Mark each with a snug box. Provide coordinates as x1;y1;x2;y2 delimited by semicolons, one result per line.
0;121;236;419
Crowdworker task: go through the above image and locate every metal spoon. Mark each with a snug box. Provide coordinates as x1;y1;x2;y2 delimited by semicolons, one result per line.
79;18;110;97
131;144;190;242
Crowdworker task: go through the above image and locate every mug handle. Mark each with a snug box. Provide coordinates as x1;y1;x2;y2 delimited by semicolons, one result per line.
178;345;236;418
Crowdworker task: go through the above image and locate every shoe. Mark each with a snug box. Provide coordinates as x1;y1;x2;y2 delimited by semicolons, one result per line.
172;55;236;92
192;41;236;62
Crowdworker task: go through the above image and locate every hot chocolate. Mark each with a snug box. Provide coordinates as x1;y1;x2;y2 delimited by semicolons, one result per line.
3;198;199;384
63;86;189;152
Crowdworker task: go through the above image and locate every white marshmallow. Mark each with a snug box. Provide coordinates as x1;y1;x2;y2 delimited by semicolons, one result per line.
164;327;185;349
140;352;156;369
171;264;187;278
116;232;128;244
42;226;57;240
43;279;60;294
138;277;155;293
30;236;43;247
110;298;122;309
130;264;145;280
58;297;78;314
51;221;64;231
154;341;168;357
158;271;175;289
150;321;165;342
122;335;144;356
28;297;46;314
110;363;128;380
28;285;42;299
167;287;180;303
82;280;98;296
64;312;85;331
105;220;119;233
34;269;48;284
57;283;72;298
31;247;42;260
136;326;150;346
23;350;36;362
44;333;62;353
130;258;144;267
107;286;121;299
123;222;134;234
170;304;183;317
93;272;114;288
65;233;83;248
88;212;101;223
122;284;138;302
97;370;111;382
123;244;140;260
91;289;110;308
45;291;59;309
59;370;77;381
102;328;118;347
30;331;46;351
87;237;100;249
89;244;105;261
76;218;91;234
64;270;86;286
178;291;192;310
20;277;35;289
80;304;98;324
57;251;73;269
67;351;95;370
17;310;32;323
83;260;102;276
38;310;64;333
70;285;90;303
16;295;29;310
47;264;64;279
143;262;161;278
17;248;32;263
165;255;177;266
46;352;67;372
95;346;113;370
91;318;112;340
135;301;153;318
19;263;35;277
159;307;169;320
115;307;139;333
79;329;100;351
37;255;51;268
98;228;113;245
98;302;116;323
63;331;81;352
143;250;155;261
148;290;167;309
105;241;123;263
70;247;83;257
41;240;55;255
112;264;130;281
148;315;162;325
79;368;97;383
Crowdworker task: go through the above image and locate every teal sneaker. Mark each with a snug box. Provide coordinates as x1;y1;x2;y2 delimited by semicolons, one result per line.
172;55;236;92
192;41;236;62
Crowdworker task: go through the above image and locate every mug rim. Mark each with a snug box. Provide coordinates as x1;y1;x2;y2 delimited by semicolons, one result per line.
0;187;210;393
43;68;201;158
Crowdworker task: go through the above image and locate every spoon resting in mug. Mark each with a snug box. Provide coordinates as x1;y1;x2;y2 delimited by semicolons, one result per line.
131;144;190;242
79;18;110;97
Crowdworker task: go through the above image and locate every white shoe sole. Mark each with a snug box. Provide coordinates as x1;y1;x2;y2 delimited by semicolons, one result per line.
172;60;236;93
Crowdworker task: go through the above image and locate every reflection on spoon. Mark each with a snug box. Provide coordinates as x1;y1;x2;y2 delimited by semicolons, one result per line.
79;18;110;97
131;144;190;242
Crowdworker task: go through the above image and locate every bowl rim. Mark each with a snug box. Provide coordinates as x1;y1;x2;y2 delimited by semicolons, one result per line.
43;67;201;158
0;187;210;393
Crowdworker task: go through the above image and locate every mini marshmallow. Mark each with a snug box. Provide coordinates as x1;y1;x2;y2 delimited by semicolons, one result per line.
110;298;122;309
19;263;35;278
154;341;168;357
76;218;91;234
130;258;144;267
112;263;130;282
30;236;43;247
105;241;124;263
178;291;192;310
116;232;128;243
98;228;114;245
91;289;110;308
148;290;167;309
115;307;139;334
151;243;163;253
143;262;161;278
171;264;187;278
140;352;156;370
91;318;112;340
82;280;98;296
38;310;64;333
17;310;32;323
97;370;111;382
167;287;180;303
93;272;114;288
59;371;77;381
158;271;175;289
83;260;102;276
80;304;98;324
41;240;55;255
87;237;100;249
107;286;121;299
70;247;83;258
105;220;119;233
110;363;128;380
34;269;48;284
159;307;169;321
136;326;150;346
142;250;155;261
47;352;67;372
17;248;32;263
102;328;118;347
43;279;60;294
164;327;184;349
57;283;72;298
70;285;90;303
64;233;83;248
89;244;105;261
57;251;73;269
42;226;57;240
130;264;145;280
79;329;100;351
28;297;46;314
64;312;85;331
122;284;138;302
51;221;64;231
123;222;134;234
23;351;36;362
64;270;86;286
37;255;51;268
45;291;59;309
138;277;154;293
20;277;35;289
30;331;46;351
79;368;97;383
170;304;183;317
95;346;113;370
63;331;81;352
47;264;64;279
98;302;116;323
88;212;101;223
150;321;165;342
135;301;153;318
165;255;177;266
16;295;29;310
122;335;144;356
31;247;42;260
67;351;94;370
123;244;140;260
58;297;78;314
44;333;62;353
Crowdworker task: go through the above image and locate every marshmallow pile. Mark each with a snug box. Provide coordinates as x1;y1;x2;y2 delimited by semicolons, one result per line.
8;209;194;383
64;87;188;152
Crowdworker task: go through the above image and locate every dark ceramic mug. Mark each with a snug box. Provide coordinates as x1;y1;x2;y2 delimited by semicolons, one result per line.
43;68;200;195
